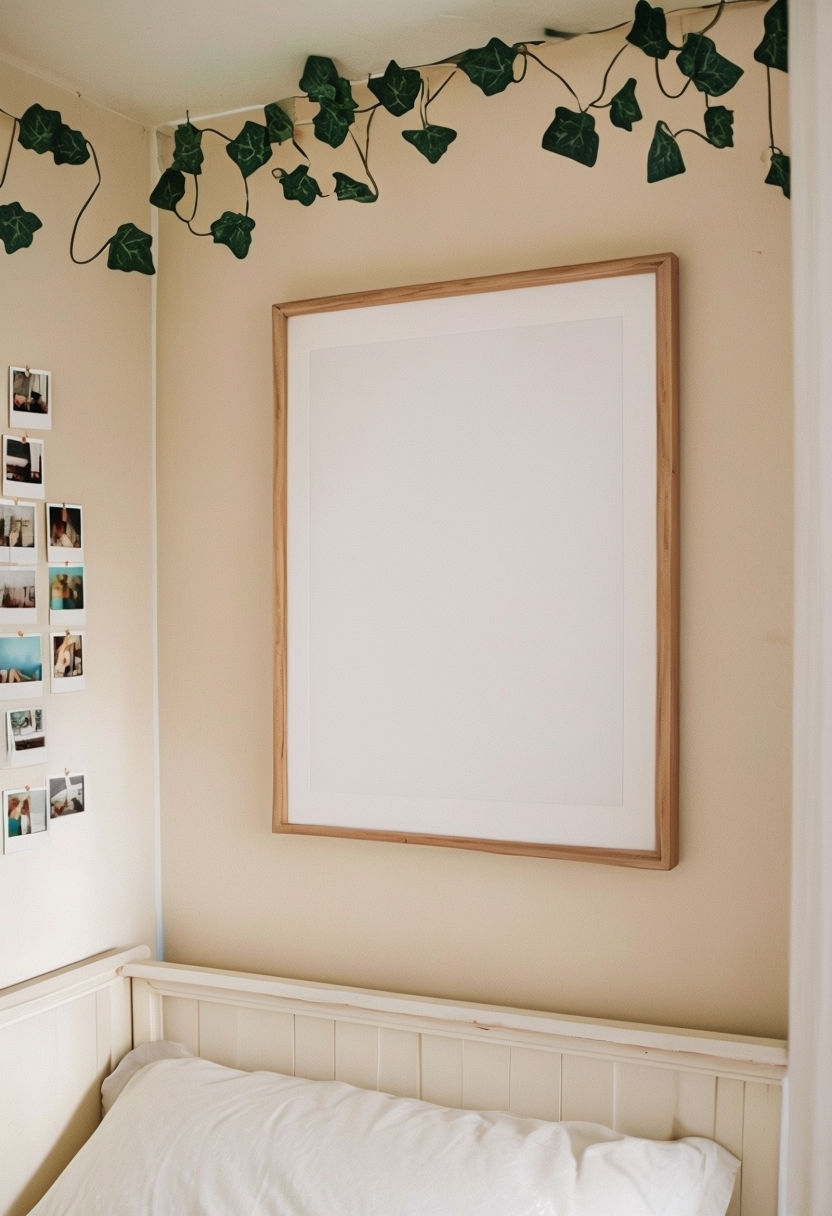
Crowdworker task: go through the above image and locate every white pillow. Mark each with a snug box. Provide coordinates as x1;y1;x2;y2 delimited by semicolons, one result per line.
32;1052;739;1216
100;1039;193;1114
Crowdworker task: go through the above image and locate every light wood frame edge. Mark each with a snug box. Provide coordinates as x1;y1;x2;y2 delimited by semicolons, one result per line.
272;253;680;869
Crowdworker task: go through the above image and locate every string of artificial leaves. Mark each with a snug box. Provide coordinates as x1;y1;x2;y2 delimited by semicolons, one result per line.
0;0;788;272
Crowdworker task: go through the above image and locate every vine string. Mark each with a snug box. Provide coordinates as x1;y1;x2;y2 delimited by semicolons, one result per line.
0;0;789;273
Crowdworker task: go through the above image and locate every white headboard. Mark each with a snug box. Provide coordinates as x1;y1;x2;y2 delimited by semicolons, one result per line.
0;948;786;1216
125;958;786;1216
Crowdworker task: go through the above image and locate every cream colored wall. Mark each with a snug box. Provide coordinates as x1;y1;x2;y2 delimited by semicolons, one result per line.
157;6;792;1037
0;64;157;987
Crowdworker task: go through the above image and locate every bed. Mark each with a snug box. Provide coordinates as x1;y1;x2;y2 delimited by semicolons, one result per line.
0;946;787;1215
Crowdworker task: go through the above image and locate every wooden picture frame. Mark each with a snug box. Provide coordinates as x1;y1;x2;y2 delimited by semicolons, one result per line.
273;253;679;867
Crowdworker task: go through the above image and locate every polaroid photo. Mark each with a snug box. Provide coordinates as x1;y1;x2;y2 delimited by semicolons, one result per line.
51;631;84;692
0;500;37;565
48;772;85;820
3;435;45;499
46;503;83;564
0;567;37;625
9;366;51;430
0;633;43;698
49;565;85;626
5;707;46;767
3;786;48;852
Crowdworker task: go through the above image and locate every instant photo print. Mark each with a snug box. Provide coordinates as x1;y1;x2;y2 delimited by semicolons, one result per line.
0;567;37;625
5;707;46;767
49;565;85;626
0;500;37;564
46;504;83;563
48;772;85;819
0;633;43;698
9;366;51;430
3;786;48;851
3;435;45;499
51;631;84;691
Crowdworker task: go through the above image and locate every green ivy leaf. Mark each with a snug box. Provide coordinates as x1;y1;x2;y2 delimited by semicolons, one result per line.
765;150;790;198
17;103;61;154
312;102;352;149
333;77;358;113
368;60;422;116
264;102;294;144
149;167;187;211
402;124;457;163
106;223;155;275
647;122;686;182
210;210;256;258
754;0;788;73
609;78;642;131
0;201;43;253
52;123;90;166
704;105;734;148
309;77;357;148
676;33;743;97
458;38;519;96
541;107;599;167
279;164;323;206
172;123;204;175
300;55;339;103
226;121;272;178
333;172;377;202
626;1;674;59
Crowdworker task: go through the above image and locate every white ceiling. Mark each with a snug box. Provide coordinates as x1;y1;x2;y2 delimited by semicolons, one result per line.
0;0;651;127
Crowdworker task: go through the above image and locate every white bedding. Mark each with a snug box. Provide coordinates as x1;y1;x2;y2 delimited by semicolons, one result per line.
30;1047;739;1215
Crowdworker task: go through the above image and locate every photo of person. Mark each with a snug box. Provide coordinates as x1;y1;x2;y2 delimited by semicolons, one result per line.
2;435;45;499
0;501;36;563
51;631;84;691
9;366;51;429
49;565;85;625
0;633;42;698
6;791;31;836
6;707;46;766
46;504;83;563
3;783;48;841
4;786;48;849
49;773;85;818
0;567;37;624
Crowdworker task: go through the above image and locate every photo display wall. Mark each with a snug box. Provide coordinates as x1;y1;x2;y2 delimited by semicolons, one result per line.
1;366;87;853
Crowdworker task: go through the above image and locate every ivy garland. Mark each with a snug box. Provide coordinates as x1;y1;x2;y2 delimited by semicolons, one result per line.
0;0;788;274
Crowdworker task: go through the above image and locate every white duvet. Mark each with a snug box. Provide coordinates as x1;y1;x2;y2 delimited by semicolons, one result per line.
29;1050;739;1215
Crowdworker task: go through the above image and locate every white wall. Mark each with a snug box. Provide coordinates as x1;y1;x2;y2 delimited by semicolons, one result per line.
0;63;157;987
156;6;792;1038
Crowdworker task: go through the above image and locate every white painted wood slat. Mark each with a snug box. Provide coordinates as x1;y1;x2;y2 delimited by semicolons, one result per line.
560;1052;615;1126
294;1013;335;1081
378;1027;421;1098
508;1046;561;1120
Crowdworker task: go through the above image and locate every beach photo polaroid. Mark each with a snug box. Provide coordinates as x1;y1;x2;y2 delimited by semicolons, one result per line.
9;366;51;430
0;500;37;565
49;565;85;626
5;707;46;767
0;632;43;698
3;786;48;852
0;566;37;625
3;435;45;499
51;631;84;691
46;503;83;563
48;772;85;820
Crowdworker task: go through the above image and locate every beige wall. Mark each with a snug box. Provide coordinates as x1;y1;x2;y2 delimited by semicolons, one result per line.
0;64;157;986
157;7;791;1037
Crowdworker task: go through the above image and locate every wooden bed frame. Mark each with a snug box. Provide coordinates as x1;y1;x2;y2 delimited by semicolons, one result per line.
0;946;787;1216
